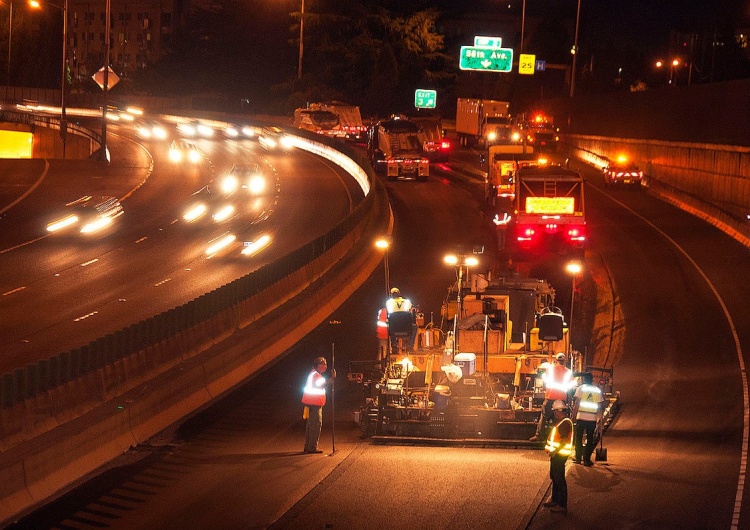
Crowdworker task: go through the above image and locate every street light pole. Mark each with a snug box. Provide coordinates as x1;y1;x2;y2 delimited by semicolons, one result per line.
297;0;304;80
375;238;391;296
565;260;583;353
60;0;67;158
7;0;13;86
520;0;526;54
100;0;110;162
569;0;581;98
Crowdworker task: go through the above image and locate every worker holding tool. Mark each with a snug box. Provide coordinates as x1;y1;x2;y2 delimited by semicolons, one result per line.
301;356;335;454
530;352;575;441
571;372;604;466
543;400;574;514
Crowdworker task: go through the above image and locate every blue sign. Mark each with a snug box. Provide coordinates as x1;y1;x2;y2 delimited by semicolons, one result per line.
535;60;546;72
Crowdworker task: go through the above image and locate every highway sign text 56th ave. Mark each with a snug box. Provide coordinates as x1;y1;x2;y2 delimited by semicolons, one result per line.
459;46;514;72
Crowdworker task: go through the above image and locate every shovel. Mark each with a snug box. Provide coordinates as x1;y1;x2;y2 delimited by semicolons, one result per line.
595;424;607;461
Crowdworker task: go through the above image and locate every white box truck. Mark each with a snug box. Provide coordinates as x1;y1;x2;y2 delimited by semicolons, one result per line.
456;98;517;148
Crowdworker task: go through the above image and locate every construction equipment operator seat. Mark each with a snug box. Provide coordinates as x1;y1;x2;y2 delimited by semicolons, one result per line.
388;311;414;345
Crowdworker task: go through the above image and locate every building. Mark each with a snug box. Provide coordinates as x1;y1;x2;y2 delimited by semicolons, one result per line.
66;0;179;85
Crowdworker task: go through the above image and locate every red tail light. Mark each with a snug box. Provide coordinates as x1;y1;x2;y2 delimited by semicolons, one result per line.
567;226;586;242
440;140;451;151
517;226;536;242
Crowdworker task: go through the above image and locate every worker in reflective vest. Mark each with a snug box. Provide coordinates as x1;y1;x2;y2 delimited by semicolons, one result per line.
302;356;335;454
386;287;414;353
543;400;574;513
530;352;575;441
376;307;389;362
572;372;605;466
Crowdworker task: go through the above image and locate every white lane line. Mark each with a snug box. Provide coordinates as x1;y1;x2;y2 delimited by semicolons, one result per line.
596;188;748;529
74;311;99;322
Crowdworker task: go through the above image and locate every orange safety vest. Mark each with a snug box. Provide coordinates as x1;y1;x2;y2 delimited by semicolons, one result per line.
545;417;574;456
301;369;327;407
543;364;574;401
376;307;389;340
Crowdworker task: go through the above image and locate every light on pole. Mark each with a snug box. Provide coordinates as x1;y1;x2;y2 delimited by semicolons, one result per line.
565;260;583;352
375;237;391;296
569;0;582;98
444;253;479;354
297;0;304;80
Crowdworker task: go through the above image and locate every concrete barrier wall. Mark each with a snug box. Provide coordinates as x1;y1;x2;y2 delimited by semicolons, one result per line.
0;112;99;159
566;135;750;247
0;133;392;525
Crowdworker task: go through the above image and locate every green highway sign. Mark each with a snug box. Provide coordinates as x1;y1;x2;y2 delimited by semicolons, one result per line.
474;36;502;48
459;46;514;72
414;89;437;109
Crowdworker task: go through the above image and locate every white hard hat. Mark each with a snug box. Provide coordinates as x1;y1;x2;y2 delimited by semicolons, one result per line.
390;287;400;295
552;400;568;411
555;352;566;361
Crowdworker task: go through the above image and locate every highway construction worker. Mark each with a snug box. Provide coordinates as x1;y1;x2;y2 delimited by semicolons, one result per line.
572;372;605;466
301;356;336;454
385;287;415;353
376;307;389;362
543;400;573;514
530;352;575;441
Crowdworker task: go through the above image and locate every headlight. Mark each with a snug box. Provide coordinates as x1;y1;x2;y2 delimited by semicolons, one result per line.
196;124;214;138
152;126;168;140
212;204;235;222
47;214;79;232
247;175;266;195
80;215;113;234
183;203;207;222
169;148;183;162
220;175;240;194
241;234;271;256
188;149;202;163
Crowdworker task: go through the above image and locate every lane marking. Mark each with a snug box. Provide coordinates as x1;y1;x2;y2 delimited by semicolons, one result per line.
2;286;26;296
74;311;99;322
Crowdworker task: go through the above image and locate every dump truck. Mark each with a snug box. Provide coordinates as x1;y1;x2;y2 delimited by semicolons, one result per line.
367;116;429;181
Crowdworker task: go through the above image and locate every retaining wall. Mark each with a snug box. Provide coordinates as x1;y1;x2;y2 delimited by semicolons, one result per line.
565;135;750;248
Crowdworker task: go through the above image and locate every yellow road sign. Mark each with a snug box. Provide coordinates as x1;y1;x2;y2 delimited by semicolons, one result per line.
519;54;536;75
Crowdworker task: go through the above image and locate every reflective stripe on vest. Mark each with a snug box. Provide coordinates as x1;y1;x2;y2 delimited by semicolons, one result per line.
302;370;326;406
545;417;574;456
578;384;603;413
376;307;389;340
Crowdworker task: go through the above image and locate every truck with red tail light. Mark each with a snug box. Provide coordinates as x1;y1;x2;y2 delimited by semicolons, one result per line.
367;116;429;181
511;161;586;257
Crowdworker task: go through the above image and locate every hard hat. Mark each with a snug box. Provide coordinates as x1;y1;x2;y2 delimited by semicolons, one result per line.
390;287;400;295
555;352;566;361
552;400;568;411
